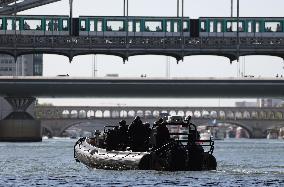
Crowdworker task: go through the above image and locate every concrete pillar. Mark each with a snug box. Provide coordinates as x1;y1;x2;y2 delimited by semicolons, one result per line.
0;96;42;142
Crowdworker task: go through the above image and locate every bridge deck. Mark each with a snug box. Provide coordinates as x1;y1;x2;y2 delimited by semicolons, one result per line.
1;77;284;98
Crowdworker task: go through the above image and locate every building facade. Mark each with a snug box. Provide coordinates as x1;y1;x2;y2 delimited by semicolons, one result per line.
0;54;43;119
0;54;43;76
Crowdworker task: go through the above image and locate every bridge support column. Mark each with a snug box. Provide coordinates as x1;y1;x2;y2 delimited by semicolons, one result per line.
0;97;41;142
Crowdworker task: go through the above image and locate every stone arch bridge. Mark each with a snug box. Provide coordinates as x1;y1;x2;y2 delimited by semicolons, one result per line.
35;106;284;138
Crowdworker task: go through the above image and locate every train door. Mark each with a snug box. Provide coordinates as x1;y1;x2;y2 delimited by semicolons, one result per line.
190;19;199;37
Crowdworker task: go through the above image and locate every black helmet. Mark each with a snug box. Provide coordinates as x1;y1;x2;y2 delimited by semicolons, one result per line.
134;116;141;121
158;118;163;123
185;115;191;121
119;120;126;126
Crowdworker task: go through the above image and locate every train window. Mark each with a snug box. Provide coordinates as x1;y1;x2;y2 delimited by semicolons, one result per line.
90;20;95;31
97;21;102;31
135;21;140;32
62;19;68;31
247;21;253;32
15;19;20;30
255;22;260;32
209;21;214;32
265;21;282;32
53;19;59;31
106;21;124;31
145;21;162;32
46;19;52;31
183;21;189;32
128;21;133;32
24;19;41;30
217;22;222;32
6;19;13;30
167;21;171;32
173;22;178;32
80;20;86;31
0;19;3;30
226;21;243;32
200;21;206;32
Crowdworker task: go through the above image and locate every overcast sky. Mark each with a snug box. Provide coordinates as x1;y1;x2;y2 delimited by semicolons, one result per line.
21;0;284;106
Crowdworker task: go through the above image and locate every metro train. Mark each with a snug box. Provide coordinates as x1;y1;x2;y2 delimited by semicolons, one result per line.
0;15;284;38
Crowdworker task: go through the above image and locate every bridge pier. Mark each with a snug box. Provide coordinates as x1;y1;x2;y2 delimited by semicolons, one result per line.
0;97;41;142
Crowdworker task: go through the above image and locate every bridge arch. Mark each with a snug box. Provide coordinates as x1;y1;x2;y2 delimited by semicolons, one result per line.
220;121;253;138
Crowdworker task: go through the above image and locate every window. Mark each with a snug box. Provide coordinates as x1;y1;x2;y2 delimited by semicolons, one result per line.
97;21;102;31
183;21;189;32
23;19;42;30
247;21;253;32
80;20;86;31
0;19;3;30
6;19;13;30
255;22;260;32
173;22;178;32
46;19;52;31
200;21;206;32
90;20;95;31
167;21;171;32
106;21;124;31
226;21;243;32
135;21;140;32
210;21;214;32
265;21;282;32
62;19;68;31
128;21;133;32
217;22;222;32
145;21;162;32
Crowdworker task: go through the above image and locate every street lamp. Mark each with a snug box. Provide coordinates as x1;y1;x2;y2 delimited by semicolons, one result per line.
69;0;73;36
237;0;240;62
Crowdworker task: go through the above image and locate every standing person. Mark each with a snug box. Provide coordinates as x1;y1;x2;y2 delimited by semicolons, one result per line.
118;120;128;150
128;116;145;151
143;122;152;150
156;122;170;148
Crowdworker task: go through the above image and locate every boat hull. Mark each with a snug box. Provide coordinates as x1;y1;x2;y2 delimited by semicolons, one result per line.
74;138;152;170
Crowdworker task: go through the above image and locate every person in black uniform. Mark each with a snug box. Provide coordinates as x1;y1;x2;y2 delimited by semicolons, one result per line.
118;120;128;150
155;121;170;148
128;116;145;151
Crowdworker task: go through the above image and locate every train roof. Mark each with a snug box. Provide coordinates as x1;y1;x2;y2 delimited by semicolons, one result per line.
79;16;190;19
200;17;284;19
0;15;69;18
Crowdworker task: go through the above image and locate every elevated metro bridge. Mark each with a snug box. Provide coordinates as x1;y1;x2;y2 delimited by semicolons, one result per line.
1;35;284;62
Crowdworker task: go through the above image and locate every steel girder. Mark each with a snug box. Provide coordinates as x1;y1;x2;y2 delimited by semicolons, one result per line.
0;0;62;15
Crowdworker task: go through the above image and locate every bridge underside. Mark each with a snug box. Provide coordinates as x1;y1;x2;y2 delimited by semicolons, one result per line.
0;0;62;15
1;36;284;62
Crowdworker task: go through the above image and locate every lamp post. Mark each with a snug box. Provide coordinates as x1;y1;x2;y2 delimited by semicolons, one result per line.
177;0;179;17
69;0;73;36
231;0;233;17
236;0;240;62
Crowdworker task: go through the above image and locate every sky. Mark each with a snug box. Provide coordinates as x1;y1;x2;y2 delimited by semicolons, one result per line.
20;0;284;106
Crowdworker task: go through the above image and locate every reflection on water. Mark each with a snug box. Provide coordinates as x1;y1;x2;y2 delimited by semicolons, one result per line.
0;139;283;186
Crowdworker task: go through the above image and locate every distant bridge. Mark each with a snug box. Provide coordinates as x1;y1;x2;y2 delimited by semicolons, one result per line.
1;77;284;98
36;105;284;138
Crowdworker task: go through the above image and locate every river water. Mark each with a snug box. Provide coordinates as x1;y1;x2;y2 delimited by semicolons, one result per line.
0;139;283;187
